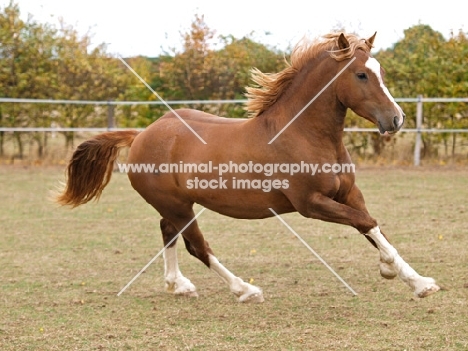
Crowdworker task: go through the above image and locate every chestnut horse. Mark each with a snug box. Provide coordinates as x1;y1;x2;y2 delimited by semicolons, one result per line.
57;32;439;302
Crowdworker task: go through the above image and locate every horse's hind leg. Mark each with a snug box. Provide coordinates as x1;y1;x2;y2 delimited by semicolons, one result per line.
207;253;264;303
169;213;264;303
160;219;198;297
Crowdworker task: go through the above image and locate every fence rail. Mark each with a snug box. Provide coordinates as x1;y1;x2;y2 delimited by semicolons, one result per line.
0;98;248;105
1;97;468;104
1;96;467;166
1;127;467;133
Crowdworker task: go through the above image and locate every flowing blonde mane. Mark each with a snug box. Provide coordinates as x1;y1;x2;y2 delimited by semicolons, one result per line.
245;32;372;117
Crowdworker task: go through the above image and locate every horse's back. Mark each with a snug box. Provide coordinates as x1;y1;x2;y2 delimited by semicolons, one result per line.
159;108;248;125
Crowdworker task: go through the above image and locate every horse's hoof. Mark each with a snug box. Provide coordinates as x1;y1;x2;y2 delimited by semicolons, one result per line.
175;290;199;298
416;284;440;298
414;277;440;298
238;291;264;303
166;277;198;298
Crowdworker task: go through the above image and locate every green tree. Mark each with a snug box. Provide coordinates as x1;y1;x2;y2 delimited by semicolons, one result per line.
159;14;216;104
158;14;284;118
117;55;169;128
376;25;468;159
0;2;130;157
438;30;468;158
0;2;57;158
53;21;128;148
210;36;284;117
0;2;27;157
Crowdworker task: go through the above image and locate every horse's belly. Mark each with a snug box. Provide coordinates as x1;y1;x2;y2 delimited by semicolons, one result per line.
194;189;295;219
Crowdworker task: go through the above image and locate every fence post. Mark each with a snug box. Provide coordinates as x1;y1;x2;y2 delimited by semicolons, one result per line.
413;95;423;166
107;101;115;130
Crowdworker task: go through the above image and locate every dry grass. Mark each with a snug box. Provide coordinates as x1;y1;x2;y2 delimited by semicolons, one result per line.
1;166;467;350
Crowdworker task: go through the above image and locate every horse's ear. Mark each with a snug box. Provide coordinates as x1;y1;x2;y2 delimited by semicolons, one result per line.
338;33;350;51
366;32;377;49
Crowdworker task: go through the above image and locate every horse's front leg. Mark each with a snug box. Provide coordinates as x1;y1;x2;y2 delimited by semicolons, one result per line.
365;226;440;297
305;188;440;297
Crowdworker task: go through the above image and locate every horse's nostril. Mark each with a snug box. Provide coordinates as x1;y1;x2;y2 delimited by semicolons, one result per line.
393;116;399;129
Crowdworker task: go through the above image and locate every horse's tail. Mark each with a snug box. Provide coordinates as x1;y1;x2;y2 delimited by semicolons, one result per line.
56;130;139;207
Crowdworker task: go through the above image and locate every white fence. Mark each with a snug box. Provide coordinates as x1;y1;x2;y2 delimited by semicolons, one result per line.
1;96;467;166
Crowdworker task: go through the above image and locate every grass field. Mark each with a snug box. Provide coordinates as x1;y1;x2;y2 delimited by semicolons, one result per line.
1;165;467;350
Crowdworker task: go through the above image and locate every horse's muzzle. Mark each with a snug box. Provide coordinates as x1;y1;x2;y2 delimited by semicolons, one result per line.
378;112;406;135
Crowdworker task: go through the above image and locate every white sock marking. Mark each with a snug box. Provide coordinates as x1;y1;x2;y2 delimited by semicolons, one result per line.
209;254;264;302
366;226;439;296
163;246;196;295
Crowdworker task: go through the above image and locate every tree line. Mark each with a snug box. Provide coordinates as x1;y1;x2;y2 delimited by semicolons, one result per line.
1;2;467;161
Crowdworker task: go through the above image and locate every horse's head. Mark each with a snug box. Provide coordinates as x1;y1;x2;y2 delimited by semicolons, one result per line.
335;33;405;134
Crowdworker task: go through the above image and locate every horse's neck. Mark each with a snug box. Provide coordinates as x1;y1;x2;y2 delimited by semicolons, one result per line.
261;56;347;146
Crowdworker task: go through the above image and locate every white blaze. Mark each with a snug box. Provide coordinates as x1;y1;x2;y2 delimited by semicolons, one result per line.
365;57;404;122
365;57;397;103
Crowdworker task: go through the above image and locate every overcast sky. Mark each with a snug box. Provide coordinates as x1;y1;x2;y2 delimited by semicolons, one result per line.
3;0;467;56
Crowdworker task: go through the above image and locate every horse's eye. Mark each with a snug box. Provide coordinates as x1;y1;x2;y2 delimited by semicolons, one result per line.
357;72;368;80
